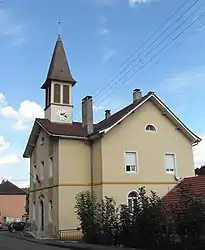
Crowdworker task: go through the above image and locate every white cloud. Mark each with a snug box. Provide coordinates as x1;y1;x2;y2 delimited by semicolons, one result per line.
193;135;205;168
0;94;44;130
93;104;106;112
102;49;116;62
128;0;150;6
0;136;10;152
0;93;6;105
98;27;109;36
0;153;19;166
0;8;27;47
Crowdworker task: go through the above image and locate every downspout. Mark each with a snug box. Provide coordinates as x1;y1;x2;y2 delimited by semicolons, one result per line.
90;141;94;199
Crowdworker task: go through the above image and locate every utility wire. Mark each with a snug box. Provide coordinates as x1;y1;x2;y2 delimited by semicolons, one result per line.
99;4;205;107
92;0;199;100
93;0;202;104
67;0;204;122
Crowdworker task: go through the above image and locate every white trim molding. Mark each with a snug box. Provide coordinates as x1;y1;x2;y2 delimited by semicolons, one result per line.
164;152;177;175
124;150;139;174
99;93;201;145
144;124;157;132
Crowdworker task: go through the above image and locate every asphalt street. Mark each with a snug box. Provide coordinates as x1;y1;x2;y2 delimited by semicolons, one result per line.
0;232;69;250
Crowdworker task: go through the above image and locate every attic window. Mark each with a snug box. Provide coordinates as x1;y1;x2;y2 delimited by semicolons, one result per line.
145;124;157;132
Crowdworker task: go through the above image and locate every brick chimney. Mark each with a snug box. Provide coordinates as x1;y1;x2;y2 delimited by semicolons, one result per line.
82;96;93;134
105;110;111;119
133;89;142;102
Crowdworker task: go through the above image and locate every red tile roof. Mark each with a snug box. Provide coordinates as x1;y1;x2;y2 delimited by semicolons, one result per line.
162;175;205;208
36;92;152;137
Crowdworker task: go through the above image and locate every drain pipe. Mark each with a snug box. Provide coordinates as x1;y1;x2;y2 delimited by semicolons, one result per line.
90;141;94;199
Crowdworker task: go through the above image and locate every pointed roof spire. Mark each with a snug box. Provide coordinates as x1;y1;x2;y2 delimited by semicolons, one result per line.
41;31;76;89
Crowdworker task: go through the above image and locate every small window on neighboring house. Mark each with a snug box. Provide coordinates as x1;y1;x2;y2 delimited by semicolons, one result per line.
128;191;138;212
48;199;53;222
40;161;44;180
145;124;157;132
165;153;175;173
125;152;137;173
54;84;61;103
40;136;44;146
49;156;53;178
63;85;69;104
33;202;36;220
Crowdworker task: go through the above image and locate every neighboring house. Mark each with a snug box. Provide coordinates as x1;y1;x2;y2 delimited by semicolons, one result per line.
23;35;201;238
0;181;26;225
162;175;205;208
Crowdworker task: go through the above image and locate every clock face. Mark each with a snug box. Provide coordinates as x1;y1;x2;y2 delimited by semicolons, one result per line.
56;108;68;121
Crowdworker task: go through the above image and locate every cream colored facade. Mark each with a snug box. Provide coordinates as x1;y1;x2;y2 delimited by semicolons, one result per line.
24;37;201;238
28;98;199;237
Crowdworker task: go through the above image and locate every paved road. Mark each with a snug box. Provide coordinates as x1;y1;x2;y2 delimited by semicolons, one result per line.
0;232;69;250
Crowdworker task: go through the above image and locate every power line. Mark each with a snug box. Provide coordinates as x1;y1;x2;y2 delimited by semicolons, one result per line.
94;1;205;106
92;0;199;100
63;0;204;122
99;4;205;107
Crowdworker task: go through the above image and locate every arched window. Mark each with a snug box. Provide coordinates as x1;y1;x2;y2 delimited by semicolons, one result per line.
48;199;53;222
39;199;44;231
54;84;61;103
128;191;138;212
33;201;36;221
145;124;157;132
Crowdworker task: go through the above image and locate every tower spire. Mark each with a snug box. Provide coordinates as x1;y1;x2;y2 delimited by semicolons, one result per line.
41;32;76;89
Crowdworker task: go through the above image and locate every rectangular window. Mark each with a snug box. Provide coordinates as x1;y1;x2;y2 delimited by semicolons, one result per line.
33;165;37;183
40;161;44;180
63;85;69;104
40;136;44;146
165;153;175;173
54;84;61;103
125;151;137;173
49;156;53;178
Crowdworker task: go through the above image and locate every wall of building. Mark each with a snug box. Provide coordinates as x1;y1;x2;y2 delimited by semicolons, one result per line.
100;100;195;204
29;128;59;237
0;195;26;224
58;138;91;230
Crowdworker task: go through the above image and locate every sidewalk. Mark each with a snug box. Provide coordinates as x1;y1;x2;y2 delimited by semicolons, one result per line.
5;231;139;250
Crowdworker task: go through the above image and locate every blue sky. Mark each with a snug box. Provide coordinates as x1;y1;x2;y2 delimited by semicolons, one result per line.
0;0;205;187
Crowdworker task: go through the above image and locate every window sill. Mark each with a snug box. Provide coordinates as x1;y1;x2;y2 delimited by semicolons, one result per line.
125;171;138;174
165;171;175;174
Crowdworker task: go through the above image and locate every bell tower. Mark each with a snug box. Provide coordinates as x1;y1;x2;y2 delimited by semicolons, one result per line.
41;35;76;124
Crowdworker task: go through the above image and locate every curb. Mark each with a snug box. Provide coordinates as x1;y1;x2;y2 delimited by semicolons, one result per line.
4;232;139;250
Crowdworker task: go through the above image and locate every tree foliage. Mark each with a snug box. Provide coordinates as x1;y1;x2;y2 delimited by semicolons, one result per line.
75;185;205;250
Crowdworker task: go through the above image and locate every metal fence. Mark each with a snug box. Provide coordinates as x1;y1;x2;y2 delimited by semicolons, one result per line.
57;228;83;241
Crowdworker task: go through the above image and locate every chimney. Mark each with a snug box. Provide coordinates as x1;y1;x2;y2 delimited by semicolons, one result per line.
105;110;111;119
133;88;142;102
82;96;93;134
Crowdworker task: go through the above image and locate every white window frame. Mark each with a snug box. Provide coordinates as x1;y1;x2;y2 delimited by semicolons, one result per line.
127;190;138;212
48;156;53;178
164;152;176;174
124;151;138;174
144;124;157;132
